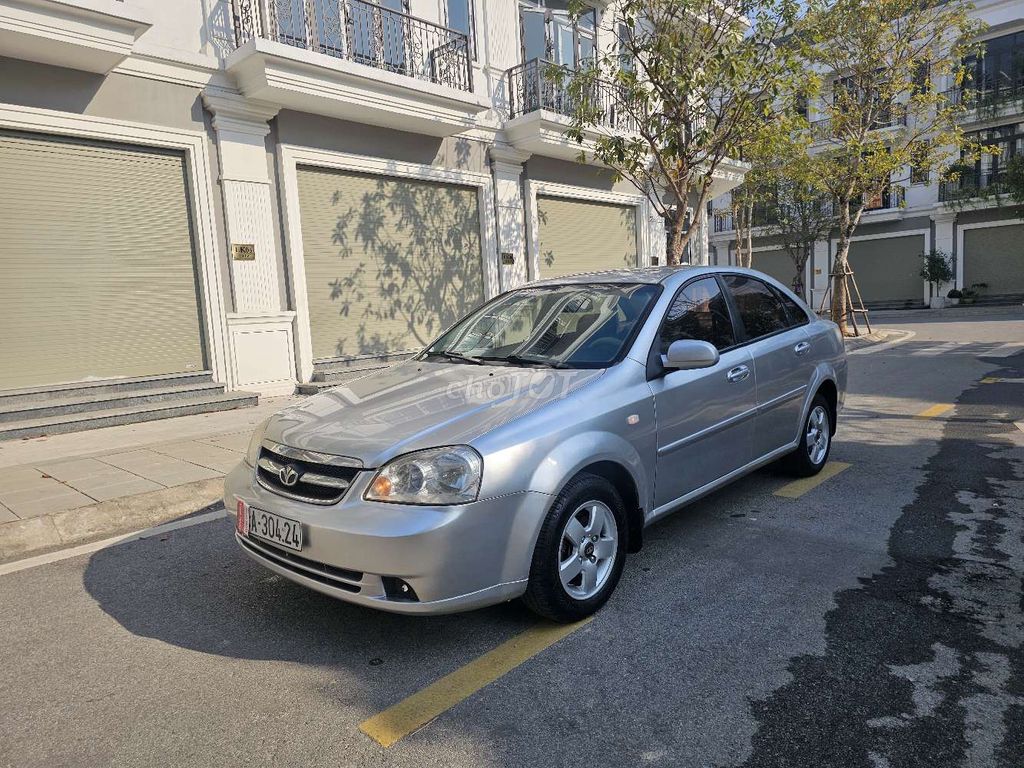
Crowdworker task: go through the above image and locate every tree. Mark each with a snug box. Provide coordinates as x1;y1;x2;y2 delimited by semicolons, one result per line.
765;174;838;301
801;0;985;333
560;0;803;265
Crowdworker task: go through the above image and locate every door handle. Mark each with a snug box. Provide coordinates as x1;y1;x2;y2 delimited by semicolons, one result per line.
726;365;750;383
794;341;811;356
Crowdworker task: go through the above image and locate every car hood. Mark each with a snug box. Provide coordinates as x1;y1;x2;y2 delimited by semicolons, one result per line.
266;361;603;467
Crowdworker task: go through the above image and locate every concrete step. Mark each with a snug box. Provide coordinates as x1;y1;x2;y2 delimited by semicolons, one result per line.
0;391;259;441
0;371;215;407
863;300;927;311
968;293;1024;307
0;382;228;424
311;353;412;382
296;367;385;395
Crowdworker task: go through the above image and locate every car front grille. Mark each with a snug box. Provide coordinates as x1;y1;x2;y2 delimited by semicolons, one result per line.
255;441;362;505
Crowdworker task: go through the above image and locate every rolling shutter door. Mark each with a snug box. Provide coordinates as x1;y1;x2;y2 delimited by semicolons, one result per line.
536;196;638;279
847;235;925;305
297;166;485;360
0;132;205;391
751;249;797;289
963;225;1024;293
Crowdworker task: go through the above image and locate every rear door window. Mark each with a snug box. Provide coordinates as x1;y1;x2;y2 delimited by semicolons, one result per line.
771;286;811;328
722;274;790;341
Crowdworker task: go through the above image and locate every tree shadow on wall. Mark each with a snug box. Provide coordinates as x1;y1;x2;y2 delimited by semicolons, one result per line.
325;174;484;358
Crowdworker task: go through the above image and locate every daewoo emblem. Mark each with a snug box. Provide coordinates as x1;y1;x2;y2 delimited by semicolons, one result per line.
278;464;300;487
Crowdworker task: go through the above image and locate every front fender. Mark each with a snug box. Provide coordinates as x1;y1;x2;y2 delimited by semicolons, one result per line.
526;430;650;510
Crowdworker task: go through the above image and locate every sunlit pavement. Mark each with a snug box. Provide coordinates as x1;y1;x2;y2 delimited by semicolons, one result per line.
1;306;1022;768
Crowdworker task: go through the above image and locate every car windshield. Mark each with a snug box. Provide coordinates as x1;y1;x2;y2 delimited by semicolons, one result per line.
422;283;661;369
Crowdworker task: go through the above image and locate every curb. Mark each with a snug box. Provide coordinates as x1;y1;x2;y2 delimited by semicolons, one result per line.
0;477;226;562
846;328;916;355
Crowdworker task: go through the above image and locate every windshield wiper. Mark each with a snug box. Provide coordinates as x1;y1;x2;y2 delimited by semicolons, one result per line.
480;354;570;369
426;350;486;365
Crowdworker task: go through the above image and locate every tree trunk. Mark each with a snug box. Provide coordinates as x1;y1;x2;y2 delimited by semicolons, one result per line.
668;214;687;266
733;200;753;268
793;242;809;301
831;203;853;336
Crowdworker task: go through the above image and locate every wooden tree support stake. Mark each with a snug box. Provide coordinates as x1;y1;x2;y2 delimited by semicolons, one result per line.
816;267;873;337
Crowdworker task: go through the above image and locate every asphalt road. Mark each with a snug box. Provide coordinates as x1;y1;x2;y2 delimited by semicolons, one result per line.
1;307;1022;768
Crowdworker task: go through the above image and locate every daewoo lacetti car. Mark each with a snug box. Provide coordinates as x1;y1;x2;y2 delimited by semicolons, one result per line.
225;267;846;622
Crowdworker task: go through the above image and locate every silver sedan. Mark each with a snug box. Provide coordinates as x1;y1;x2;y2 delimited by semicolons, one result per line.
224;266;847;621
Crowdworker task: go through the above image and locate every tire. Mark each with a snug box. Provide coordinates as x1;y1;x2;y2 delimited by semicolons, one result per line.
780;394;833;477
522;473;628;623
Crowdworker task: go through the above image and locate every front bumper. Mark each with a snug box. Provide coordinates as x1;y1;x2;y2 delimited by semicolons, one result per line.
223;462;551;615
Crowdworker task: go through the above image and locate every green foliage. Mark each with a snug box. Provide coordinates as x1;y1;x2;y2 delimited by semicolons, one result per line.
801;0;985;223
919;249;954;288
560;0;804;263
796;0;984;330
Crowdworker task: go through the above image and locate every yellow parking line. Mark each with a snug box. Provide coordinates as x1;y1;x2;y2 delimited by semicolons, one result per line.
774;461;851;499
915;403;954;419
981;377;1024;384
359;618;591;748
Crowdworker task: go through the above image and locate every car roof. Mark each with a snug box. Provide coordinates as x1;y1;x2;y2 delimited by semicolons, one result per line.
526;264;780;288
526;266;698;287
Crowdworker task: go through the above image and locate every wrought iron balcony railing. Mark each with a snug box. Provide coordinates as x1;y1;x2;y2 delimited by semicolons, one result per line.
939;169;1005;202
712;188;902;233
941;82;1024;114
507;58;637;133
863;184;905;211
809;107;908;141
231;0;472;92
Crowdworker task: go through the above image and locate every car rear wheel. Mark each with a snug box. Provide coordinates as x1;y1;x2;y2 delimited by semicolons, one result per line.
780;394;832;477
522;473;627;622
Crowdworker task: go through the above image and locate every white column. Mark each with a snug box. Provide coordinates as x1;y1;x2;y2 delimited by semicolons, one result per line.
489;145;531;289
809;239;831;312
688;207;709;265
203;92;297;395
932;210;958;289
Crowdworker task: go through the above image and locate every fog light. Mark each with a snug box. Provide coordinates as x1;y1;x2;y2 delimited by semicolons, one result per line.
382;577;419;602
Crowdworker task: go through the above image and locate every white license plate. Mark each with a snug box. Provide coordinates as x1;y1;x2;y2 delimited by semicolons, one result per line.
243;504;303;552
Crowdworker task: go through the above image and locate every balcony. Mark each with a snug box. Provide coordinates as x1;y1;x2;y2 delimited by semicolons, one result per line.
809;108;908;142
941;82;1024;122
504;57;637;162
939;169;1005;202
0;0;152;73
711;188;903;233
227;0;489;136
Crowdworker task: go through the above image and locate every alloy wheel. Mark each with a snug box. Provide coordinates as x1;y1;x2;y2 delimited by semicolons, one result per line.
806;405;830;466
558;500;617;600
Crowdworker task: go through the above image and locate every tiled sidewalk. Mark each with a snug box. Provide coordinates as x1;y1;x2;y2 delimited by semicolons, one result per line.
0;397;297;525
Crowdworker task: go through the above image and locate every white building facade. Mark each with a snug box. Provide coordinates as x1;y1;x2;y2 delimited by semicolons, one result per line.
709;0;1024;312
0;0;741;409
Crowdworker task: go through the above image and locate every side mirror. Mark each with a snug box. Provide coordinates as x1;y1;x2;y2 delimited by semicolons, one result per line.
661;339;720;371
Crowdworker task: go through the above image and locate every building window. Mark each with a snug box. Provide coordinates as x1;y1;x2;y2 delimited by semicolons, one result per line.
519;1;597;68
910;142;930;185
445;0;476;59
965;31;1024;96
912;61;931;95
968;121;1024;187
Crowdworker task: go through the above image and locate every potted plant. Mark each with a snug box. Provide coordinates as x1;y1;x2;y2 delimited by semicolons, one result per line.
946;288;962;306
920;249;955;308
961;289;977;305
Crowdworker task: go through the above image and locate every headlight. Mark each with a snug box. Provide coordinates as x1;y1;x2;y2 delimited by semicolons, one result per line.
365;446;482;505
244;419;270;468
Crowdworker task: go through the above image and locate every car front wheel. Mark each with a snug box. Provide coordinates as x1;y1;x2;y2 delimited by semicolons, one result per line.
522;473;627;622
